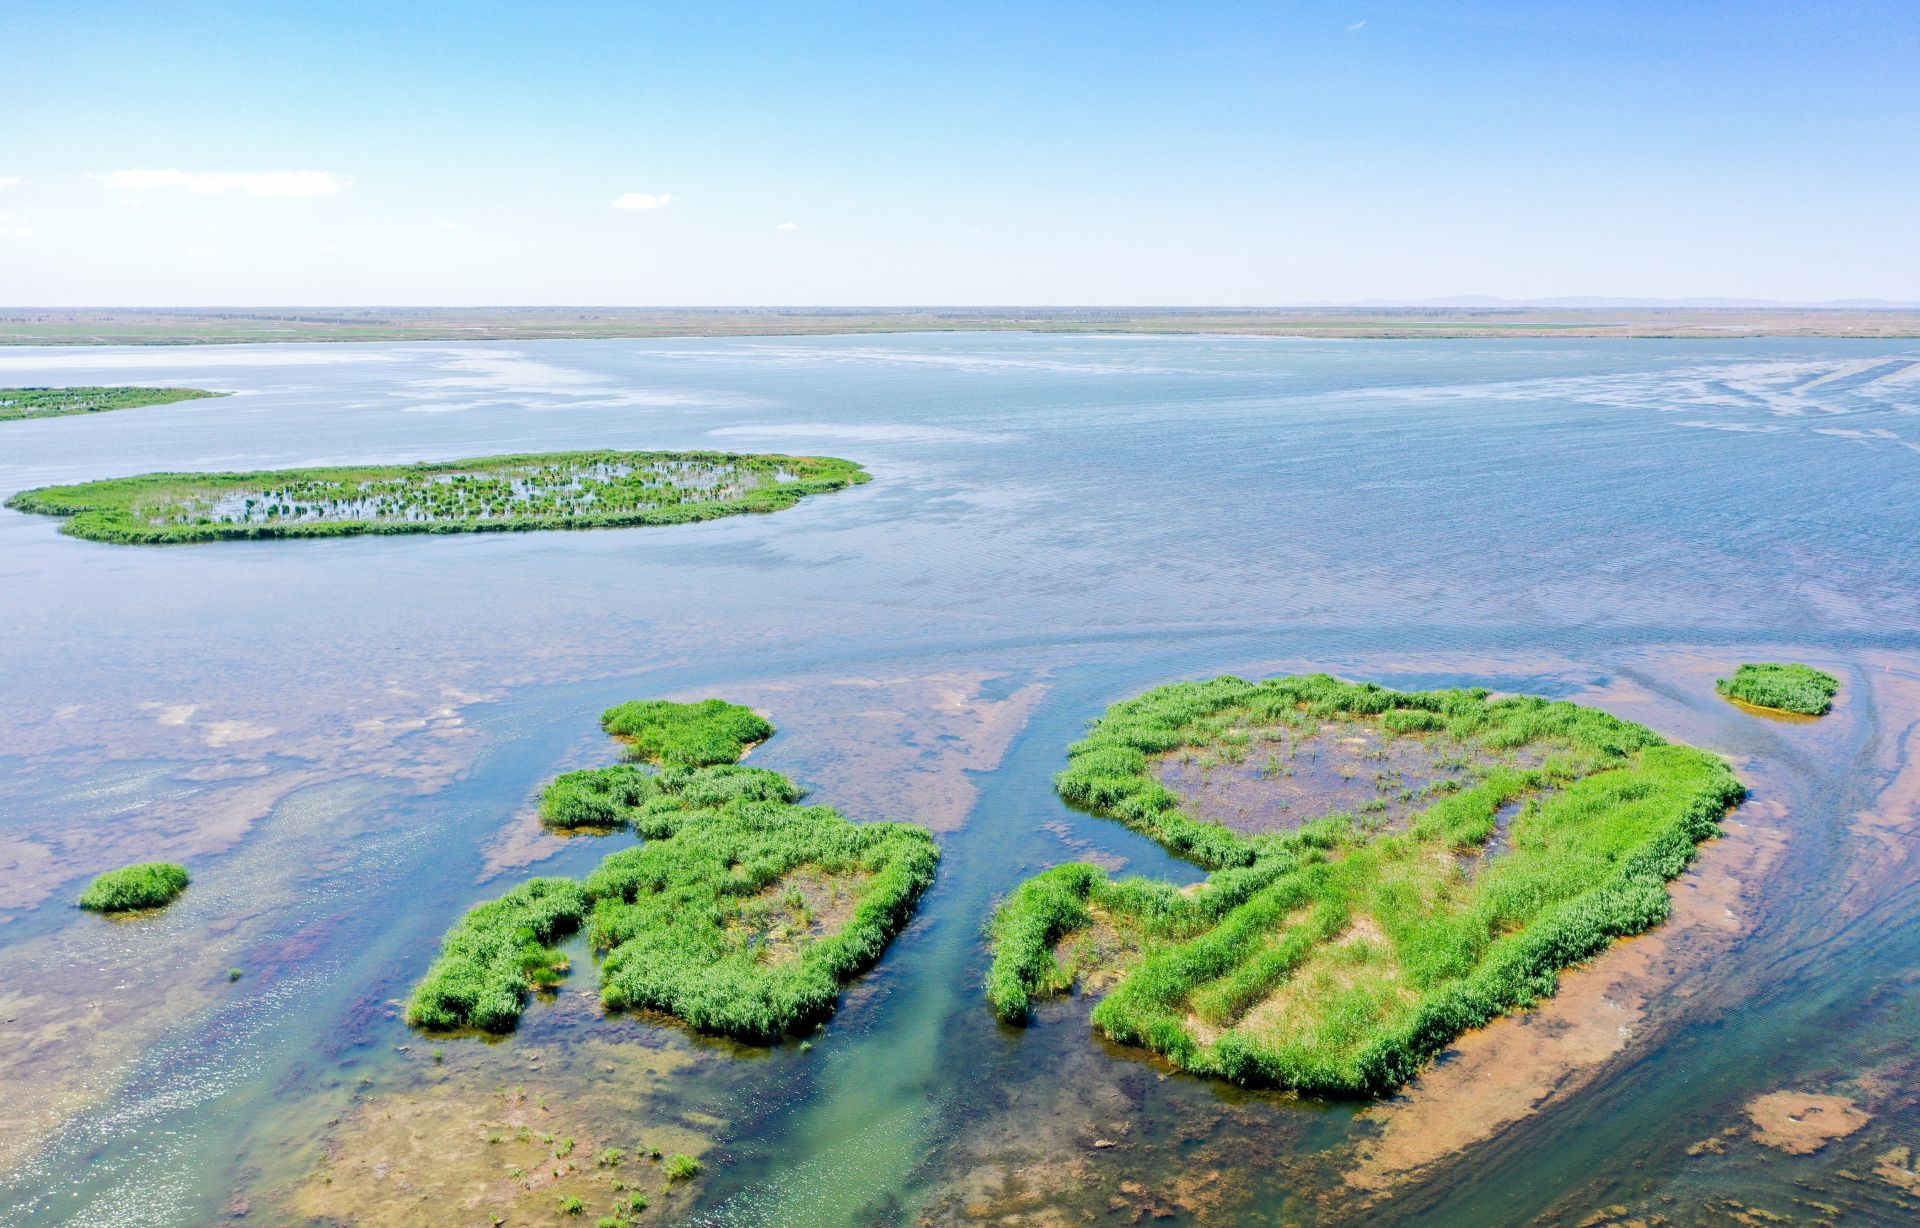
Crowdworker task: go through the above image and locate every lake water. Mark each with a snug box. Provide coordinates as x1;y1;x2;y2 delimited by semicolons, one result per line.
1;334;1918;1225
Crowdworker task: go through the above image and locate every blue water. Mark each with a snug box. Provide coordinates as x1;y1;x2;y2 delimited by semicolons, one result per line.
1;334;1917;1225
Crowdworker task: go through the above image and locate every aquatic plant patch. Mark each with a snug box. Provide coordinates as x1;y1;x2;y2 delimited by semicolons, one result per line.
1717;662;1840;716
988;673;1743;1094
602;698;774;767
411;702;937;1039
77;862;191;912
0;385;225;422
5;449;868;544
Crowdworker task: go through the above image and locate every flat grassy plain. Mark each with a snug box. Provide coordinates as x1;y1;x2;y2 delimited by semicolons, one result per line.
988;674;1743;1094
5;450;868;544
0;385;224;420
410;700;938;1039
2;306;1917;344
1718;662;1841;716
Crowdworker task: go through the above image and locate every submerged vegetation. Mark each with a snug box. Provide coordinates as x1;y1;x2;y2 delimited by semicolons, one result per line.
987;673;1743;1094
410;700;938;1039
4;449;869;544
77;862;191;912
0;385;224;422
1717;662;1840;716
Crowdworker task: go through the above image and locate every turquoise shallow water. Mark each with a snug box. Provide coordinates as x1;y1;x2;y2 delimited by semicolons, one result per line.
1;334;1918;1225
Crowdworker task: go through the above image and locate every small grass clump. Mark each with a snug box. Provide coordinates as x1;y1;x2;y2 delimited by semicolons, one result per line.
664;1154;702;1182
988;673;1744;1094
1717;662;1840;716
601;698;774;767
411;700;938;1039
77;862;190;912
5;449;868;544
0;385;224;422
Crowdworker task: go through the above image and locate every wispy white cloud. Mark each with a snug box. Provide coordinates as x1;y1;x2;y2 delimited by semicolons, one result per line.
0;211;35;239
435;220;460;231
775;221;799;231
1347;20;1366;31
612;192;675;210
0;177;20;190
99;168;347;197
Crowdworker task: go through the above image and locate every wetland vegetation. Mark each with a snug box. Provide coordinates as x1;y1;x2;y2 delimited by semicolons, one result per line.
4;449;869;543
76;862;190;912
410;700;938;1039
988;673;1744;1094
0;385;224;421
1718;662;1841;716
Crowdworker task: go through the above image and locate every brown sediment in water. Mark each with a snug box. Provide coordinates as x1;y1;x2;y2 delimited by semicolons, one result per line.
1153;716;1532;837
917;998;1291;1227
1744;1092;1871;1155
684;669;1049;833
1340;792;1788;1196
0;685;491;1176
479;668;1049;878
1724;696;1826;724
283;1037;713;1227
1846;654;1920;904
1;682;486;914
1874;1147;1920;1194
1337;653;1813;1199
1038;819;1129;871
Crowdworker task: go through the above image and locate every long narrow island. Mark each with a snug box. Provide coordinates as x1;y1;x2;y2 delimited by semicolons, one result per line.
0;385;226;421
5;449;869;543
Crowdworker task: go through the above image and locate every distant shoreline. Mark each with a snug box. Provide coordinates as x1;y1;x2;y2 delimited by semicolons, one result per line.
3;307;1919;346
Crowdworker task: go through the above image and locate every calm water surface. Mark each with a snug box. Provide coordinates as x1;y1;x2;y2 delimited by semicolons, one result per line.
1;335;1917;1225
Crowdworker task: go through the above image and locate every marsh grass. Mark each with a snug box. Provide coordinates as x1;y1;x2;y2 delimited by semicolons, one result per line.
411;701;937;1039
988;673;1743;1094
5;449;868;544
0;385;224;422
1717;662;1840;716
601;698;774;767
77;862;190;912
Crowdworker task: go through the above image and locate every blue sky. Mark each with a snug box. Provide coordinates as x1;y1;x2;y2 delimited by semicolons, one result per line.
1;0;1916;305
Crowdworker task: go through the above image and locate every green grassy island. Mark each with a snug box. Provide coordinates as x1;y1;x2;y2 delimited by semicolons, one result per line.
987;674;1744;1095
409;700;938;1039
78;862;191;912
0;385;225;422
4;449;869;544
1716;662;1841;716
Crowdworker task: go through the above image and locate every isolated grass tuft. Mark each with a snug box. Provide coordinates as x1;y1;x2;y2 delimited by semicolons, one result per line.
1716;662;1840;716
77;862;190;912
601;698;774;767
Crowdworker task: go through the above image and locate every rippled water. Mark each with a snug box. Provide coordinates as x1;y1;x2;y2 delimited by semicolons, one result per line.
1;334;1918;1225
